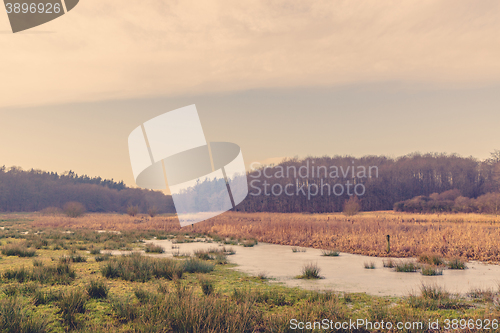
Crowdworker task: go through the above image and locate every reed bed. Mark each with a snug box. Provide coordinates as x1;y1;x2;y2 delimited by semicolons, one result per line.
32;211;500;262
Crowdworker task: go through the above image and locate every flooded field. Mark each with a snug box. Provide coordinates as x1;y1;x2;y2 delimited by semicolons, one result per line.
143;239;500;297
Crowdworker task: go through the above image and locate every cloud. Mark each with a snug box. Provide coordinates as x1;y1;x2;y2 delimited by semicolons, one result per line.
1;0;500;108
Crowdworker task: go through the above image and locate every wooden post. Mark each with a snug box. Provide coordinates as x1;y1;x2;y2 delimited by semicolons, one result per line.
386;235;390;254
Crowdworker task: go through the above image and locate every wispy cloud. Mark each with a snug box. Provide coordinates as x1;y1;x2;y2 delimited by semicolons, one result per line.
1;0;499;108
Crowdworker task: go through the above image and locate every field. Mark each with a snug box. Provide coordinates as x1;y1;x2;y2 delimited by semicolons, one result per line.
0;212;499;332
33;211;500;262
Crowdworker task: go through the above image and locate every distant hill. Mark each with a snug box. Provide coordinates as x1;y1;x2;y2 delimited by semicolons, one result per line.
0;166;175;214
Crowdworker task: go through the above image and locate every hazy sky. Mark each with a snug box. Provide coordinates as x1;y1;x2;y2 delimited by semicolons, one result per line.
1;1;500;187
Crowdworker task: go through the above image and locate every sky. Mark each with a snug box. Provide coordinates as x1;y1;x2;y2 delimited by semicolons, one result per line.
1;0;500;187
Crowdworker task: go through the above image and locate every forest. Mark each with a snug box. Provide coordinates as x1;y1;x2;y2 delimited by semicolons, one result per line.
2;151;500;214
0;167;175;214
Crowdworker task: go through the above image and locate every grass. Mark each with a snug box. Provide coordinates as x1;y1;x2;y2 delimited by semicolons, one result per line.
1;213;499;332
89;248;101;255
3;263;76;284
421;265;443;276
1;243;36;257
57;289;87;328
194;248;229;264
395;261;419;272
101;253;184;282
86;280;109;299
297;262;322;279
199;277;215;296
183;258;215;273
291;247;306;253
59;253;87;263
94;253;111;262
364;262;376;269
408;284;468;311
144;243;165;253
418;254;445;266
383;259;396;268
447;258;467;269
321;249;340;256
0;297;48;332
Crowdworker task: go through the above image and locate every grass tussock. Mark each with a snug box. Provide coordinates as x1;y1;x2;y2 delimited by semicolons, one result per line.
364;262;376;269
418;254;445;266
0;297;48;333
297;263;322;279
199;277;215;296
447;258;467;270
89;248;101;255
383;259;396;268
183;258;215;274
421;265;443;276
145;243;165;253
1;242;36;257
321;249;340;257
395;261;419;272
408;284;468;310
193;248;229;265
94;253;111;262
57;289;87;328
3;263;75;284
86;280;109;299
101;253;186;282
291;247;306;253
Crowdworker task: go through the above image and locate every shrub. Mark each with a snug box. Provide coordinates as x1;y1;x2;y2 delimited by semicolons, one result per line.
86;280;109;299
145;243;164;253
298;263;322;279
322;249;340;257
0;297;48;332
58;290;87;328
127;205;139;217
39;206;62;215
63;202;85;218
448;258;466;270
343;196;361;216
147;206;158;218
1;243;36;257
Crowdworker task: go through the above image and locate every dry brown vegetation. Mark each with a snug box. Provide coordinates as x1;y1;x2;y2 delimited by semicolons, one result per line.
32;211;500;262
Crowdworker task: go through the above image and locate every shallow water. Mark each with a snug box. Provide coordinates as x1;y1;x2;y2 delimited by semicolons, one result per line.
136;240;500;297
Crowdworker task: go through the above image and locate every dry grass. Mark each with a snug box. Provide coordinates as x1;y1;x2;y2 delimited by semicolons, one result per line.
32;211;500;262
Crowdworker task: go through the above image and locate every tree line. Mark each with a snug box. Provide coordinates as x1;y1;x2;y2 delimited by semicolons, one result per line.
234;152;500;213
0;166;175;214
2;151;500;214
